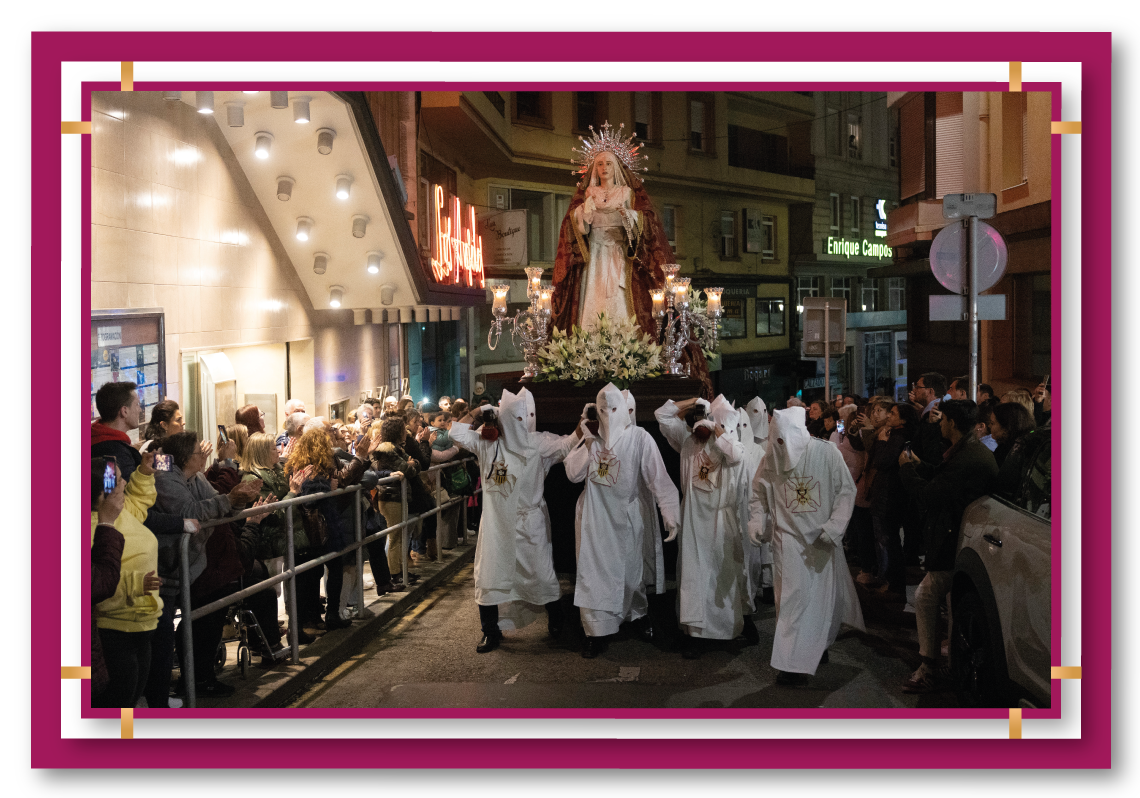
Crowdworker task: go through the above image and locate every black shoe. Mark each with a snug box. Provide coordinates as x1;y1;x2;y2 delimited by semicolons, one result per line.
761;587;775;605
288;628;315;645
682;638;702;660
819;650;830;665
406;573;421;585
195;679;236;698
547;619;564;639
325;615;352;631
581;636;607;659
775;671;809;687
476;633;501;654
741;616;760;646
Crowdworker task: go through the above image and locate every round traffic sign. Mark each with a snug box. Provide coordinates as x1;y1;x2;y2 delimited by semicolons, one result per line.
929;220;1007;294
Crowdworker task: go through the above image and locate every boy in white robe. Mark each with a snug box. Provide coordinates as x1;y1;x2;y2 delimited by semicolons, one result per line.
744;397;775;605
450;389;579;653
749;406;864;685
565;383;681;658
656;395;755;658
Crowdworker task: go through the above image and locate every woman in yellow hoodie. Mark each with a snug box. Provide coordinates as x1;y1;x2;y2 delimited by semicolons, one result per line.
90;452;163;708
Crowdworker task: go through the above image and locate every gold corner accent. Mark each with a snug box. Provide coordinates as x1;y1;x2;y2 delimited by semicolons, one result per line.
60;666;91;679
61;121;92;135
121;62;134;92
121;707;134;739
1051;121;1082;135
1009;62;1022;92
1009;708;1022;739
1051;666;1082;679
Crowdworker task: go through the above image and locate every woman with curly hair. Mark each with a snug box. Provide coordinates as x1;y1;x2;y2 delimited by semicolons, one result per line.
284;427;375;631
369;416;437;584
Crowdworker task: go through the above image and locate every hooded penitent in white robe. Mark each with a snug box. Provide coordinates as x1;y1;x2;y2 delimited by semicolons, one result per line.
450;389;575;626
656;396;750;640
565;384;681;637
742;397;772;601
622;390;665;597
749;406;864;675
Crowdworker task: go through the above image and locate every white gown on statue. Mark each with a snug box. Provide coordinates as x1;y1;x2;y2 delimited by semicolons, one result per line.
574;185;637;330
749;407;864;675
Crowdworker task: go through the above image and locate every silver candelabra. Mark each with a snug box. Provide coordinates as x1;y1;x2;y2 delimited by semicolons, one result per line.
653;265;722;377
486;267;553;380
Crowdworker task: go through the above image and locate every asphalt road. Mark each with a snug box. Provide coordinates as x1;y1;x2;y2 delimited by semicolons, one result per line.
288;563;960;710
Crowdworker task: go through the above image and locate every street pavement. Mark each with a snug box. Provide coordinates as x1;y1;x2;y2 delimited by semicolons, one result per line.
288;563;960;710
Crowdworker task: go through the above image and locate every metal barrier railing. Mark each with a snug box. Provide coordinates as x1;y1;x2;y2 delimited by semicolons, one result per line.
178;456;476;708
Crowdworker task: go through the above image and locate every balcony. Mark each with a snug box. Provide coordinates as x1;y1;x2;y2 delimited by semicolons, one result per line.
846;310;907;329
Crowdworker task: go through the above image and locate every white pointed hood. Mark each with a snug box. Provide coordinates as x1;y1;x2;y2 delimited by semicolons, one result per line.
497;389;536;462
746;397;769;442
516;386;538;433
596;382;630;448
622;389;638;427
736;404;765;463
709;394;739;437
768;406;811;473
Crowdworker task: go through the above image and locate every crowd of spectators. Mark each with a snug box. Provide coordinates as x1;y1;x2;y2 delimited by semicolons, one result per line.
90;382;485;708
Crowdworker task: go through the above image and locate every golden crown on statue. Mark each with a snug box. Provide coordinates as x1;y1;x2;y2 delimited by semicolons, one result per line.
571;121;648;184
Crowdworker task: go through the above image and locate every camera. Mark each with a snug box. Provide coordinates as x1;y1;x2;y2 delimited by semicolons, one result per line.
479;407;500;441
684;405;707;428
584;405;599;436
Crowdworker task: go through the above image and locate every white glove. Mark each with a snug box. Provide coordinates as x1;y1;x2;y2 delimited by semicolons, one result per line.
663;524;679;543
748;522;766;547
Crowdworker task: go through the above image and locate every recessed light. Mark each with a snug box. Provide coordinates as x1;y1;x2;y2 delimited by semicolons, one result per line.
316;128;336;155
296;216;313;242
335;174;352;200
329;285;344;308
195;91;215;114
254;131;273;160
276;176;294;201
293;96;311;124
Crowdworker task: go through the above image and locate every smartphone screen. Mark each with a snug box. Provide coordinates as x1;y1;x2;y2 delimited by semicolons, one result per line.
102;457;117;495
836;420;845;435
217;424;229;444
153;454;172;472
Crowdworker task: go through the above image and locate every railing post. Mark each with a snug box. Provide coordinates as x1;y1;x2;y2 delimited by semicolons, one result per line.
461;459;469;545
434;467;444;559
179;532;196;709
285;506;299;665
354;487;364;615
401;473;409;587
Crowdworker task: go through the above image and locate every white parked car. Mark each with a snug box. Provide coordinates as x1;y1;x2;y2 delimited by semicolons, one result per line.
952;425;1051;708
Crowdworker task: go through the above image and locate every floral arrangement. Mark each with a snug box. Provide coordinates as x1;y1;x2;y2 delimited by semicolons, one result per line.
534;312;662;389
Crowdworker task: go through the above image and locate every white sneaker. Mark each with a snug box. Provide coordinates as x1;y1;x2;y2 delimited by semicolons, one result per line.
168;697;184;709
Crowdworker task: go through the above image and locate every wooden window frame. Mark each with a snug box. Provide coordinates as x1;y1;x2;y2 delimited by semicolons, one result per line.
512;91;553;129
687;92;717;156
572;91;609;136
631;91;664;147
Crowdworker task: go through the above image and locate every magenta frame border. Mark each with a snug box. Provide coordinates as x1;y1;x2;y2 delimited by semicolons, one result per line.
33;31;1110;768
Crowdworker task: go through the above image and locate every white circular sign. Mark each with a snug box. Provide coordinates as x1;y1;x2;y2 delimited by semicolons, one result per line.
929;220;1008;294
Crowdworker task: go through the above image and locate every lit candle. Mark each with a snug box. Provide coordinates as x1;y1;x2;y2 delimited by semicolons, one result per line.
705;287;723;318
491;284;510;317
674;277;691;310
662;264;680;297
525;267;544;300
538;287;554;315
651;289;665;318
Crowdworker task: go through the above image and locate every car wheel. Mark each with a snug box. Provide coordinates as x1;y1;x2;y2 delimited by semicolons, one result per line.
951;588;1009;707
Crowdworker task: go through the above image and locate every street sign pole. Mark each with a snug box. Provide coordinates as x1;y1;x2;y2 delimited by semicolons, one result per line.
823;302;830;403
968;216;980;400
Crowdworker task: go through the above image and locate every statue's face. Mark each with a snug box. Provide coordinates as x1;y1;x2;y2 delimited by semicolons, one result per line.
593;152;617;185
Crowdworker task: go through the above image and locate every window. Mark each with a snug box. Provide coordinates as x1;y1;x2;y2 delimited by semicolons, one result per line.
662;205;678;253
861;278;879;312
888;115;898;168
1002;90;1029;188
719;210;737;258
483;91;505;117
574;91;608;134
688;93;715;154
825;103;840;157
761;215;776;259
756;298;786;337
862;330;894;397
847;113;862;159
900;93;927;200
888;277;906;311
513;91;552;127
509;188;572;263
831;276;852;310
728;126;789;173
850;196;861;235
936;92;965;198
797;276;820;311
829;193;841;233
632;91;662;144
1018;441;1052;520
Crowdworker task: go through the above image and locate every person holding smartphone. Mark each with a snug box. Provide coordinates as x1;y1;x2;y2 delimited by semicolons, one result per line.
90;452;164;709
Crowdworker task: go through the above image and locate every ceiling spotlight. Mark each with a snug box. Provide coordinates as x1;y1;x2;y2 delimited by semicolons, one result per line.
254;131;273;160
276;176;295;202
270;91;289;109
351;214;369;239
313;253;329;275
329;285;344;309
162;91;182;101
316;128;336;155
293;96;311;124
295;216;314;242
195;91;215;114
335;174;352;200
243;90;260;95
225;101;244;128
367;252;383;274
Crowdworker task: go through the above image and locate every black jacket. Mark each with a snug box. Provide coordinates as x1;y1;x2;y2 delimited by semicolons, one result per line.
370;441;435;512
91;436;185;541
899;433;999;572
911;407;949;465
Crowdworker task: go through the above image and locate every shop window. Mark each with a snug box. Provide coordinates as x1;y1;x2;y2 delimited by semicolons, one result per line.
513;91;552;127
829;193;841;233
632;91;662;144
861;278;879;312
888;277;906;311
719;210;737;259
662;204;678;253
831;276;852;310
797;276;820;311
756;298;786;337
688;93;716;154
863;330;894;397
850;196;861;235
574;91;608;134
509;188;572;263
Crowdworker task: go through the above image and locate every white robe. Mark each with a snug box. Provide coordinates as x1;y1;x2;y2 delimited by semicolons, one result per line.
565;424;680;637
450;420;574;626
750;415;864;674
622;391;665;596
737;411;767;612
574;185;638;330
656;400;750;640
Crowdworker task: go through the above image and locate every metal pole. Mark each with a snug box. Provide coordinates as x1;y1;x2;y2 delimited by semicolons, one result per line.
179;533;196;709
354;489;364;615
967;216;980;399
434;467;443;559
285;506;300;665
401;474;409;587
460;473;468;546
823;301;831;404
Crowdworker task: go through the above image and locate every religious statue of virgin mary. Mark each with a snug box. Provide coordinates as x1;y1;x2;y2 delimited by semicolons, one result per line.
551;122;711;396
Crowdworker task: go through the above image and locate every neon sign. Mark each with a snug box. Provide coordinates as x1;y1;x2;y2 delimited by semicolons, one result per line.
431;184;485;288
826;236;892;260
874;199;888;237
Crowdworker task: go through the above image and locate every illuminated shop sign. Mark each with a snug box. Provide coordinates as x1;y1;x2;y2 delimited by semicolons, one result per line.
874;199;888;237
825;236;893;260
431;184;486;287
